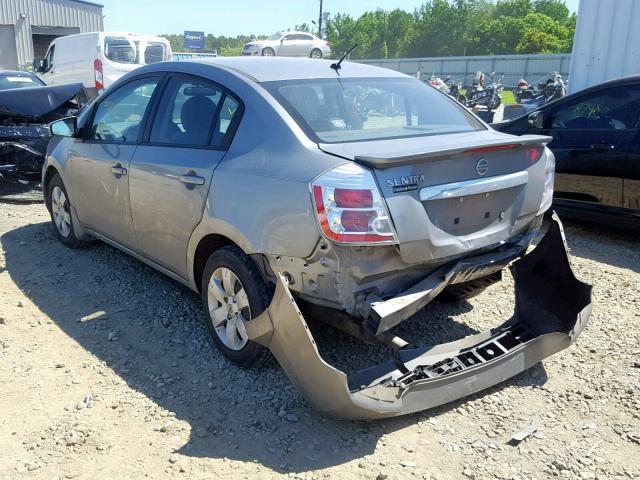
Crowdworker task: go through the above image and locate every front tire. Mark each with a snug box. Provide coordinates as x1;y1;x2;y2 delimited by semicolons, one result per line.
310;48;323;59
46;174;86;248
262;47;275;56
201;246;272;367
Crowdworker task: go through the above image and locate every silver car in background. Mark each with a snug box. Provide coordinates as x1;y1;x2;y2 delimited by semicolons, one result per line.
242;31;330;58
43;58;591;419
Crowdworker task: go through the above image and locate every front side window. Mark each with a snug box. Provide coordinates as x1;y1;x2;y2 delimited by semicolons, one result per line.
90;77;159;142
548;85;640;130
43;46;55;72
149;77;240;148
104;36;136;64
264;77;484;143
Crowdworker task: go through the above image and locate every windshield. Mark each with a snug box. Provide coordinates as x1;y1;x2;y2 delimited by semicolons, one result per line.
264;77;484;143
267;32;283;41
0;74;44;90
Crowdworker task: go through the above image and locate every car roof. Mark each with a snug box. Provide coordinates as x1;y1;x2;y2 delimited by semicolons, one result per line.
188;57;409;82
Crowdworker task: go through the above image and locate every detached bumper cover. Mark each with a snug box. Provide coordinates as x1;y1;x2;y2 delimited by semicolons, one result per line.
246;213;592;419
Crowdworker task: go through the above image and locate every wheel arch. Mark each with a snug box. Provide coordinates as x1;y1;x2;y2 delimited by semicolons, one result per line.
189;221;272;293
42;165;60;211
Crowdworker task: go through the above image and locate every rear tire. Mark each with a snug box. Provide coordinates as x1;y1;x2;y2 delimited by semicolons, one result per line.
46;174;87;249
262;47;275;56
310;48;323;59
439;271;502;302
201;246;272;367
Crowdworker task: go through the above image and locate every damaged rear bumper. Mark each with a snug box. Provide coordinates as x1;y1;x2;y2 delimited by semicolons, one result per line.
246;213;592;419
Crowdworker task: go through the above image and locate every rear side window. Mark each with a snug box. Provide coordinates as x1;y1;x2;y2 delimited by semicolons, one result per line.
144;42;166;64
264;77;483;143
104;36;136;64
149;76;240;148
90;77;159;142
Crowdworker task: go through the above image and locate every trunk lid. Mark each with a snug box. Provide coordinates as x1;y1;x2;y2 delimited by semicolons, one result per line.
319;131;552;264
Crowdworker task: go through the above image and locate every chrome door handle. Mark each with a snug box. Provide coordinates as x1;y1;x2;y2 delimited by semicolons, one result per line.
111;165;127;176
179;174;205;186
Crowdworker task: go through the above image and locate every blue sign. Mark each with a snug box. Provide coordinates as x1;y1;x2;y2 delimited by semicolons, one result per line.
184;31;205;50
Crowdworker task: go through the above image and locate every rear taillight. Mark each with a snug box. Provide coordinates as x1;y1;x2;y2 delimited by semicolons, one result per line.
311;163;398;245
538;148;555;215
94;59;103;91
526;146;542;164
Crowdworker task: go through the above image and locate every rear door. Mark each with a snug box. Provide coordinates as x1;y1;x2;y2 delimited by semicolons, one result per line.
623;127;640;212
128;73;242;277
539;84;640;209
295;34;314;56
69;74;162;249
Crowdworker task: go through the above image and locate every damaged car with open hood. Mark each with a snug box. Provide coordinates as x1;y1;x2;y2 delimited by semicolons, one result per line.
0;71;87;183
42;57;592;419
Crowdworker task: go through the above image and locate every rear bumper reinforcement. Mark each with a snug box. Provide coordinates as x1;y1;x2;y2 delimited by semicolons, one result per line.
245;213;592;419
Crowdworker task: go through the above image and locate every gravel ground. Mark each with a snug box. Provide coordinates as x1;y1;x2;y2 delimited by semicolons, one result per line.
0;199;638;480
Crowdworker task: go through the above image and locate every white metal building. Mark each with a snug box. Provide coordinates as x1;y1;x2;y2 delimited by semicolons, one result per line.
568;0;640;93
0;0;103;70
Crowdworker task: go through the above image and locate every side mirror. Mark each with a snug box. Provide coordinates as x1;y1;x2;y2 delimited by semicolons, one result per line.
280;38;285;44
50;117;77;137
528;111;544;129
33;59;44;72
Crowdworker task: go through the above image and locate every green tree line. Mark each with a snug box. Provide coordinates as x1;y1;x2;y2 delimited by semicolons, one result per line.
162;0;575;59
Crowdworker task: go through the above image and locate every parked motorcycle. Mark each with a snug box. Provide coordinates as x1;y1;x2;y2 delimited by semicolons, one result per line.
466;71;503;111
514;72;567;105
443;77;466;105
513;78;535;103
428;73;449;94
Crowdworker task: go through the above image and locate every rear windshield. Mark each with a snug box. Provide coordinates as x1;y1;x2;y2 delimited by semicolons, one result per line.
0;74;44;90
264;77;484;143
104;36;136;64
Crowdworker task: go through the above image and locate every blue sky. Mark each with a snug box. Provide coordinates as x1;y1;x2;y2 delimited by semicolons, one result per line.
100;0;579;36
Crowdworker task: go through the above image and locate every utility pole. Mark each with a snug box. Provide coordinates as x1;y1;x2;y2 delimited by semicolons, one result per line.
318;0;323;38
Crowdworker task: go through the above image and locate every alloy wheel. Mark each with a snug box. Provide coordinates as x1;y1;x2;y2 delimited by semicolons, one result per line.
207;267;251;351
51;186;71;238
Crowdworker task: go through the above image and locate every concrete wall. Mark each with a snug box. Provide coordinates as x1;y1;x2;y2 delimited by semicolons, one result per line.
0;0;103;69
568;0;640;93
357;53;571;88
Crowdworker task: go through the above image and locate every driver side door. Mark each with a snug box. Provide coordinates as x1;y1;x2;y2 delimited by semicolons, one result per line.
541;85;640;209
68;74;162;249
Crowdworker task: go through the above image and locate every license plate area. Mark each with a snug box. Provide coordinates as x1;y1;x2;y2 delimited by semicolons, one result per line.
422;187;521;235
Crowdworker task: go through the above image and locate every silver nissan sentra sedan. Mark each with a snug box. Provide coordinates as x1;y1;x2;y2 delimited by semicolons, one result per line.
44;57;592;419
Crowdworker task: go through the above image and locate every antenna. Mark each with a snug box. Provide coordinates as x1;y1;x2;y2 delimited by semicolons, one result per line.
330;44;358;72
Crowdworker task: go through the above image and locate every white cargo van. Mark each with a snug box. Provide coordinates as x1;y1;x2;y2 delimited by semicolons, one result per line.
36;32;172;97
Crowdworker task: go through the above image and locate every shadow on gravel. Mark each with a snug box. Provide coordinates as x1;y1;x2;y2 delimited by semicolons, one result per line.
561;219;640;273
2;221;548;473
